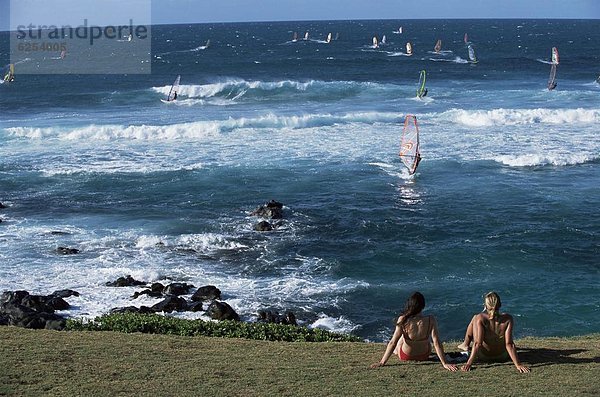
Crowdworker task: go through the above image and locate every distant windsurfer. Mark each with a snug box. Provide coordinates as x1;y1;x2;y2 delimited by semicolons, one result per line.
3;65;14;83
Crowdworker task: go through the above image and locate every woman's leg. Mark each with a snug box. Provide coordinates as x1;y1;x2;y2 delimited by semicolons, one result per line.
457;315;476;351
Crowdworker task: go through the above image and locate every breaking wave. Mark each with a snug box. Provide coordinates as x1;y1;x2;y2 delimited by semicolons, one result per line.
6;111;400;141
439;107;600;127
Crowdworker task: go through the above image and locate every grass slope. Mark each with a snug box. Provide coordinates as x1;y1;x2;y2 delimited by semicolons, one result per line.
0;327;598;396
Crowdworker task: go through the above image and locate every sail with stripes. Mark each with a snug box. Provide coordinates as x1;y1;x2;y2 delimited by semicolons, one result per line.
548;64;557;90
416;70;427;98
434;39;442;52
399;115;421;175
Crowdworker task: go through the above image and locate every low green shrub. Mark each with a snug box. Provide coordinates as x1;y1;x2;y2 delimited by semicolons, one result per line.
66;313;362;342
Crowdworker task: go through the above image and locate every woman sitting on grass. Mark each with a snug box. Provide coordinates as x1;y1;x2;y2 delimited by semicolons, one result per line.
458;291;530;373
370;291;457;371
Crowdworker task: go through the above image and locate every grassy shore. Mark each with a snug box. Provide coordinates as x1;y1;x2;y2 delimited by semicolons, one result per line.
0;327;598;396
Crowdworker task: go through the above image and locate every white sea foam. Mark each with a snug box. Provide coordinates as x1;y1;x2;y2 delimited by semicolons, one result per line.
310;313;360;334
6;111;400;141
440;107;600;127
494;152;595;167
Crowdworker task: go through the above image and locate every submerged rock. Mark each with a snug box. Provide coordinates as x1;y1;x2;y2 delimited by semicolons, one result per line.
251;200;284;219
56;247;80;255
254;220;273;231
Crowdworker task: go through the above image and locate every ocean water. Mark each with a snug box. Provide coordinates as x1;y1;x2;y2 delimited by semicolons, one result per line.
0;19;599;341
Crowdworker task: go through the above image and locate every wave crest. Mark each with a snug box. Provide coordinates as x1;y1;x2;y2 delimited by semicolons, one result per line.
6;111;400;140
441;108;600;127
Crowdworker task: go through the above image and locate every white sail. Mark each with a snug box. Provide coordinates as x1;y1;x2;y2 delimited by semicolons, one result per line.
551;47;559;65
304;32;309;40
372;36;378;48
326;32;332;43
381;35;386;44
468;44;477;63
292;32;298;42
406;42;412;55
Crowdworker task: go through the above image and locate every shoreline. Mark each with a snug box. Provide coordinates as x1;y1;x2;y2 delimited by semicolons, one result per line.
1;327;598;396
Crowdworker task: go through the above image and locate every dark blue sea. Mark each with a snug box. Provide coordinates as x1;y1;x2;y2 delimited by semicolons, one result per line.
1;19;599;341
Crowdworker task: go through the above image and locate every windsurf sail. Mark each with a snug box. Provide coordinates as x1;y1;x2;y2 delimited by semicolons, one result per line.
334;32;339;40
548;63;557;90
399;26;403;34
406;42;413;56
464;33;468;44
551;47;559;65
166;75;180;101
60;49;66;59
205;39;211;48
434;39;442;53
326;32;332;43
399;115;421;175
416;70;427;98
381;35;387;45
304;32;309;40
467;44;477;63
292;32;298;42
372;36;379;48
3;64;14;82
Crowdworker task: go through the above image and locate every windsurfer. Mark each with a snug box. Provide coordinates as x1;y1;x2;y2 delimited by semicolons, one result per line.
172;91;177;101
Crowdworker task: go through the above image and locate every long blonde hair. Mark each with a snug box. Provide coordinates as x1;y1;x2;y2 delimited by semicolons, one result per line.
484;291;501;321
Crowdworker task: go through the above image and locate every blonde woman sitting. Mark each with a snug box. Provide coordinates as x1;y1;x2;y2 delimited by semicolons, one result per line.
370;292;457;371
458;291;530;373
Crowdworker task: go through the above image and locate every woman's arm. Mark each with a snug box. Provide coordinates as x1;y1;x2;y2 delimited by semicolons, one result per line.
461;315;483;371
430;316;458;371
504;316;530;373
370;318;403;368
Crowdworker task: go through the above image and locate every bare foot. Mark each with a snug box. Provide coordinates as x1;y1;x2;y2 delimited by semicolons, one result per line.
457;343;470;351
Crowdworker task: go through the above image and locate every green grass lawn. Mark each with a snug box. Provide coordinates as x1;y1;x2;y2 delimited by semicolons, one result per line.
1;327;598;396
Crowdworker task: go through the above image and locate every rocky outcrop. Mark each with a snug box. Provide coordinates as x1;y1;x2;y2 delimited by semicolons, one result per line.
191;285;221;302
251;200;284;219
257;310;297;326
206;300;240;321
0;290;78;330
106;275;146;287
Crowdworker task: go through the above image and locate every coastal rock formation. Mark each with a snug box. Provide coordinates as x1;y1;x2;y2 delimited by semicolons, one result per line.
191;285;221;302
164;282;195;296
251;200;284;219
106;275;146;287
257;310;297;326
206;301;240;321
110;306;154;314
151;295;188;313
254;220;274;231
0;290;78;330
